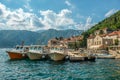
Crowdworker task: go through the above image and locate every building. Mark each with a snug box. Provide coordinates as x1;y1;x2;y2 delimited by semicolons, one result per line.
48;36;83;49
87;28;113;50
65;36;83;48
107;30;120;45
87;34;112;49
48;39;61;47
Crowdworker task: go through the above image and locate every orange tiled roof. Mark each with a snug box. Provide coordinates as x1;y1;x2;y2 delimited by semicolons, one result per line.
63;36;83;42
108;31;120;36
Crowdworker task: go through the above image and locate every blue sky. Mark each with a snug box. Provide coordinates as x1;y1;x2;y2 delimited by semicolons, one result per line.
0;0;120;31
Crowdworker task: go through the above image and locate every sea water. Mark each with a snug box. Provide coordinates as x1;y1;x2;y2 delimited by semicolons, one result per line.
0;48;120;80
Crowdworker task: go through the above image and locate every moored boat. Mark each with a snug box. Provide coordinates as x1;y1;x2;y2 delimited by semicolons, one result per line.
27;45;45;60
68;51;85;61
68;50;96;61
96;53;115;59
108;46;120;59
48;46;67;61
84;54;96;61
6;45;29;60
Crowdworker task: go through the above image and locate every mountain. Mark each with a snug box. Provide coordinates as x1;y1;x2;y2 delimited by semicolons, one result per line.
0;29;83;48
39;29;83;44
36;30;46;33
86;10;120;34
81;10;120;47
0;30;40;48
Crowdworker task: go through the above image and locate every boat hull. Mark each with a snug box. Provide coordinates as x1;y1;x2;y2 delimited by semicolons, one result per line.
6;51;27;60
96;54;115;59
96;56;115;59
84;56;96;61
27;52;43;60
49;53;66;61
69;56;85;61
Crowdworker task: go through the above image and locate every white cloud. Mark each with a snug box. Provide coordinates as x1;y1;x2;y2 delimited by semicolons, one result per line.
0;3;95;31
105;9;118;17
0;3;78;31
84;16;95;31
65;0;75;9
71;16;95;30
65;1;71;6
86;16;92;24
0;3;10;18
0;3;43;31
39;9;75;30
23;0;33;12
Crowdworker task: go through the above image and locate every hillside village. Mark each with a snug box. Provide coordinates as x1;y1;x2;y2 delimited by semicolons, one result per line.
48;35;83;49
2;9;120;61
87;28;120;50
47;10;120;51
48;28;120;50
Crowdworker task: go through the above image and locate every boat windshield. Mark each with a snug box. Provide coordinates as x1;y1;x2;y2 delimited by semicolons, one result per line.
24;47;29;51
16;46;19;50
15;46;24;51
51;47;64;51
34;47;37;50
60;48;63;51
38;47;42;50
30;47;34;50
30;46;42;51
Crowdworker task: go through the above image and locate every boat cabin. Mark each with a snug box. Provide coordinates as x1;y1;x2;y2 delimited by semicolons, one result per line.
50;46;67;53
15;45;29;52
29;45;44;53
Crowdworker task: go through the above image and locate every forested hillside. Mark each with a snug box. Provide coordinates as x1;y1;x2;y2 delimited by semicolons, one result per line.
82;10;120;47
86;10;120;35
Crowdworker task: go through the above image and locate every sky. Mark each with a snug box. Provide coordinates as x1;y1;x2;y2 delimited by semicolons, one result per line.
0;0;120;31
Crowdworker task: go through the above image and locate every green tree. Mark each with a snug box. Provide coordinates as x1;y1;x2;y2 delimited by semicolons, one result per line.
59;36;63;40
55;37;58;40
99;30;104;34
81;10;120;48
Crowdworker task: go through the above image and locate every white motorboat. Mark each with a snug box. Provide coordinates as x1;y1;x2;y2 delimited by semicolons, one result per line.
27;45;45;60
68;51;85;61
48;46;67;61
96;53;115;59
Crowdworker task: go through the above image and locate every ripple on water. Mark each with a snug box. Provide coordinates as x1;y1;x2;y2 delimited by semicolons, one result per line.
1;48;120;80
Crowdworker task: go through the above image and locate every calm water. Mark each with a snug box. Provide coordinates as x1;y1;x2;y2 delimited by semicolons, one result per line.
1;48;120;80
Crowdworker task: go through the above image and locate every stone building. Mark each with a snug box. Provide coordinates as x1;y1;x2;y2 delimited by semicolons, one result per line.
87;34;112;49
107;30;120;45
87;28;113;49
48;36;83;48
48;39;61;47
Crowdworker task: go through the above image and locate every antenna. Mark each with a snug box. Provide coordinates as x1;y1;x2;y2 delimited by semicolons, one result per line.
21;41;24;46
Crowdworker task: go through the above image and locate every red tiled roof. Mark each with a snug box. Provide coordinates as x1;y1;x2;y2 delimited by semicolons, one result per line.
108;31;120;36
62;36;83;42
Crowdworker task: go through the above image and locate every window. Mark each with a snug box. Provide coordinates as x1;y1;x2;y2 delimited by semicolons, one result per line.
99;41;101;44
